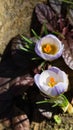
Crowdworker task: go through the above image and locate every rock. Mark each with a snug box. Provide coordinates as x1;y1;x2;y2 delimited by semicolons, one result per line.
0;0;46;59
0;123;4;130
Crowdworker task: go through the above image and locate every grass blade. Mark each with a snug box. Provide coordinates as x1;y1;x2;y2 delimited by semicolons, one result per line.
59;0;73;5
53;31;65;39
20;46;29;52
31;29;40;40
43;23;48;35
21;35;33;44
36;100;49;104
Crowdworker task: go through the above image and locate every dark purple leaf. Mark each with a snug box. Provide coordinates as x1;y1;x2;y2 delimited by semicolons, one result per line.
35;3;57;31
11;74;34;96
62;33;73;70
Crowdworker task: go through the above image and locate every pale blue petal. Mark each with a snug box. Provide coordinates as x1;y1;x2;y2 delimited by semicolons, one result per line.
51;83;66;96
34;74;41;89
48;67;60;74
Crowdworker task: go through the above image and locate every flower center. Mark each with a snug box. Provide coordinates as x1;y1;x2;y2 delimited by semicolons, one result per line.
42;43;58;55
48;77;56;87
43;44;52;53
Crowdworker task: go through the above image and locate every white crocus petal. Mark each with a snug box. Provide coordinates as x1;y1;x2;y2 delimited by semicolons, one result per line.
58;70;69;91
34;66;69;97
35;34;64;61
34;72;52;96
34;74;49;94
34;74;50;96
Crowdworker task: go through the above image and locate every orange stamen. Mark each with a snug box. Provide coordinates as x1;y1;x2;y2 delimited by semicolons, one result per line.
43;44;52;53
50;77;55;83
48;77;56;87
42;43;58;55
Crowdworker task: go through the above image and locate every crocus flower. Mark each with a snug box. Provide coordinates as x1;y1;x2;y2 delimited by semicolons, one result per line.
34;66;69;97
35;34;64;61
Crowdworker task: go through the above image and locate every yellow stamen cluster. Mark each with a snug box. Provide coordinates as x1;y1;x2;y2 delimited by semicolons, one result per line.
42;43;58;55
43;44;52;53
48;77;56;87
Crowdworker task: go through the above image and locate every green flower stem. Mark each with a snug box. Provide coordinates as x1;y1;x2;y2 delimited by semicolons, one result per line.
67;103;73;114
61;102;73;113
36;94;73;114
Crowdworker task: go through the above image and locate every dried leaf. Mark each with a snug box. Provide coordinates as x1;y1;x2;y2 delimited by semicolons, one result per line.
35;3;57;31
